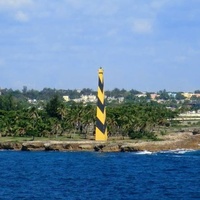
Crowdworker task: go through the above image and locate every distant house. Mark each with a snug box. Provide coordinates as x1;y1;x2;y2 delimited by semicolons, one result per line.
27;99;37;104
63;94;97;103
168;92;176;98
107;96;116;102
63;95;70;102
150;93;159;100
182;93;200;99
192;93;200;98
118;97;124;103
107;96;124;103
80;94;97;103
182;92;193;99
135;93;147;98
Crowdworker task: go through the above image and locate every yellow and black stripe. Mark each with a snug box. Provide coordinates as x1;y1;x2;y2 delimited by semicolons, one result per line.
95;67;107;141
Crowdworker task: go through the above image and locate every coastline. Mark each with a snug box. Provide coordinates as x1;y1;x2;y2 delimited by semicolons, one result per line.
0;132;200;152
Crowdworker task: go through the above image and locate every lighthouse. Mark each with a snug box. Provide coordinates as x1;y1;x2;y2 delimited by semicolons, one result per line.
95;67;107;141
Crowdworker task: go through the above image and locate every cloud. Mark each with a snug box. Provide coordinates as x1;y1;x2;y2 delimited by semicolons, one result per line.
0;0;33;22
131;19;153;34
15;11;29;22
150;0;171;10
0;0;33;9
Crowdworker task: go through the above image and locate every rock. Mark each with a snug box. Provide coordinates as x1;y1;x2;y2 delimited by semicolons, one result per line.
45;143;64;151
0;142;22;150
13;143;22;150
101;144;120;152
45;142;94;151
62;144;73;150
120;143;142;152
94;144;105;152
0;142;14;150
69;143;80;151
192;129;200;135
22;142;45;151
78;144;94;151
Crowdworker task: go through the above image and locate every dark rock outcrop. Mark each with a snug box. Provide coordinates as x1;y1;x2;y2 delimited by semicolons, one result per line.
192;129;200;135
0;142;22;150
94;144;106;152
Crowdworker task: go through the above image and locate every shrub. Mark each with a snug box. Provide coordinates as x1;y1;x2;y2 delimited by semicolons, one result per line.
129;131;157;140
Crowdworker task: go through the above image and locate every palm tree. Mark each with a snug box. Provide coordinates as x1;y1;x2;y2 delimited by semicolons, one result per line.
51;119;62;138
27;107;40;137
28;107;39;125
67;103;84;138
81;104;96;139
57;104;67;120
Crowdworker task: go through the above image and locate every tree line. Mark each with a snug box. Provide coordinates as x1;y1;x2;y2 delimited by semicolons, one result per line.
0;94;179;140
1;87;142;101
2;87;200;103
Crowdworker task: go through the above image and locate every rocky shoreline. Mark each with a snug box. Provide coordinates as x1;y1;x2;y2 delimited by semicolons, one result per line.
0;132;200;152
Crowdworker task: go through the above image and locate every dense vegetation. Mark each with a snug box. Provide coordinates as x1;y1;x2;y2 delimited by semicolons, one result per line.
0;92;179;140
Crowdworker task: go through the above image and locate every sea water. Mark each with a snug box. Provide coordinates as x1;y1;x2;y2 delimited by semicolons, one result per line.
0;150;199;200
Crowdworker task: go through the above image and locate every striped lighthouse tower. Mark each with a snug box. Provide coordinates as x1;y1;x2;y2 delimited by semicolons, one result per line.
95;67;107;141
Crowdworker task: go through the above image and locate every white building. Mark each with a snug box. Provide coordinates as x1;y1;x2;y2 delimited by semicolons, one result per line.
63;95;70;102
63;94;97;103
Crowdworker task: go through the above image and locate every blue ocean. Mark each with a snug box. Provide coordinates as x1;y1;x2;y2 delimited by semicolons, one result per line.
0;150;199;200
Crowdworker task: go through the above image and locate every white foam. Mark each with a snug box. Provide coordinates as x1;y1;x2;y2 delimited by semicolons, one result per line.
135;150;153;155
159;149;195;154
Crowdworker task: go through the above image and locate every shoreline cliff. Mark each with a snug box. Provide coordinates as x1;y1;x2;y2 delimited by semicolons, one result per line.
0;132;200;152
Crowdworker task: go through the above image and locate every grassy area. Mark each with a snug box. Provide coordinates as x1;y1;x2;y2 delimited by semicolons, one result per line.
0;136;34;142
0;132;97;143
1;124;198;143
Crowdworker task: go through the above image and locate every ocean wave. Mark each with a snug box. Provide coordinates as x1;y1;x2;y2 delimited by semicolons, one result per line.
135;150;153;155
159;149;196;154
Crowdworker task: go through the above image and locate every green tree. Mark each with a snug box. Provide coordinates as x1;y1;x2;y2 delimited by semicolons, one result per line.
157;89;170;100
175;92;185;100
46;95;63;118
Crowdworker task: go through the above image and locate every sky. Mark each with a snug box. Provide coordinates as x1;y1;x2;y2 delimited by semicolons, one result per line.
0;0;200;92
